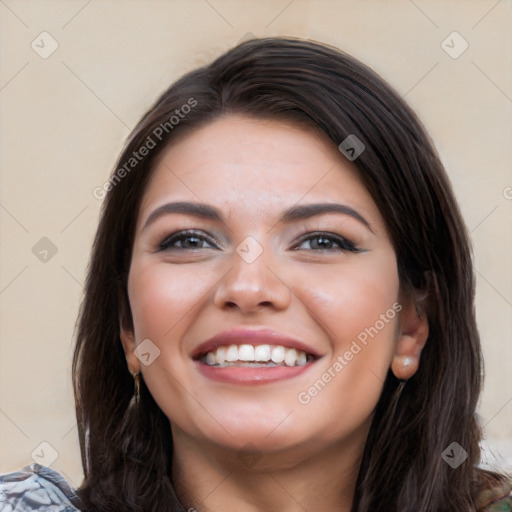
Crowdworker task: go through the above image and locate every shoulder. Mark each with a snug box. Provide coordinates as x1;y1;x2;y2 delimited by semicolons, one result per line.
477;477;512;511
0;463;83;511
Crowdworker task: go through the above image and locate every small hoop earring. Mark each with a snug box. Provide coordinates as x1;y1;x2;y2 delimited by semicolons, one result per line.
131;372;141;404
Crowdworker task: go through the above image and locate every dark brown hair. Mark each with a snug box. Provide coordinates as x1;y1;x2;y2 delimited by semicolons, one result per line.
73;36;506;511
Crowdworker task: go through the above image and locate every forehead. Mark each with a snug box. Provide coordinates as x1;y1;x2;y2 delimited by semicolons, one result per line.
138;114;382;231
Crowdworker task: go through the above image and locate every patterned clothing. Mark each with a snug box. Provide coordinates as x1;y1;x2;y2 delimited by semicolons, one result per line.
0;464;82;511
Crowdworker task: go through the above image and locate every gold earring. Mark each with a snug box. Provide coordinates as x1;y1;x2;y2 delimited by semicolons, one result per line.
131;371;141;404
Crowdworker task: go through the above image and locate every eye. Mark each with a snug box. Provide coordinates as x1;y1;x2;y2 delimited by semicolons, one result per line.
293;232;361;252
158;230;219;251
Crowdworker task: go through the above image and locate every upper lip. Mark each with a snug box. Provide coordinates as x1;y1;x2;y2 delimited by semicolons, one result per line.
191;328;322;359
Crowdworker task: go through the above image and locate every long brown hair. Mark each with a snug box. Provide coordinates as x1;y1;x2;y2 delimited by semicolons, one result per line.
73;36;504;511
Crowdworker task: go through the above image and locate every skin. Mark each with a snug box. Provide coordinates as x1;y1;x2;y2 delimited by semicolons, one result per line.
121;114;429;512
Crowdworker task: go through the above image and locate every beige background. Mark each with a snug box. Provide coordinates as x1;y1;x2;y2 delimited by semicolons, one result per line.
1;0;511;487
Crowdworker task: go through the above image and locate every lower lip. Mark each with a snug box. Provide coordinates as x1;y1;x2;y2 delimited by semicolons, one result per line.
195;360;315;384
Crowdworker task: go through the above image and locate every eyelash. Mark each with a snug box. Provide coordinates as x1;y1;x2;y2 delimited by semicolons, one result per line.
158;229;361;253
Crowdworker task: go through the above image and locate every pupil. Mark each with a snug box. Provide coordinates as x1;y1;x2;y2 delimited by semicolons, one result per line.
185;236;200;248
315;237;330;248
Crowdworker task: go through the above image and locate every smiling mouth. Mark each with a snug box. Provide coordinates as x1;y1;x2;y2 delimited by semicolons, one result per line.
197;344;316;368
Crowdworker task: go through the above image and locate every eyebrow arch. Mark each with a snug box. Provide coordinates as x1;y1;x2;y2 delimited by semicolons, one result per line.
142;201;375;234
142;202;223;232
279;203;375;233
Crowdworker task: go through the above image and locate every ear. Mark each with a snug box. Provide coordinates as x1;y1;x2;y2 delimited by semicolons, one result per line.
120;323;141;375
391;294;429;380
118;284;141;374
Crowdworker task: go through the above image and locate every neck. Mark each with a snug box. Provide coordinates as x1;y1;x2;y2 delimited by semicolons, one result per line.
171;427;367;512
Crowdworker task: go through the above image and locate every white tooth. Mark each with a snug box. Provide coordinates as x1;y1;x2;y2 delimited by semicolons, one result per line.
297;351;307;366
254;345;271;362
216;346;226;364
225;344;239;362
206;352;217;365
271;346;285;363
239;344;255;361
284;348;297;367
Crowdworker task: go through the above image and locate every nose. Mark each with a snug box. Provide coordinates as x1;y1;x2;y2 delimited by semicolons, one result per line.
212;240;292;313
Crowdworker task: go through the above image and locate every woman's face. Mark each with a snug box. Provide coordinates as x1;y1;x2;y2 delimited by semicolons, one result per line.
121;114;420;459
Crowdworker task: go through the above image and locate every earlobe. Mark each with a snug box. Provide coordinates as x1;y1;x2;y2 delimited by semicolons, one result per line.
391;298;429;380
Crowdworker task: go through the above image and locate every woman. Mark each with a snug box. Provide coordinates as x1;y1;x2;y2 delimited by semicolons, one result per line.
1;37;510;511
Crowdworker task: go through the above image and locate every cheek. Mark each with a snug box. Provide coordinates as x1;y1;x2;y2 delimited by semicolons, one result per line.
127;260;208;343
296;251;399;344
292;252;399;424
126;261;205;397
126;261;209;428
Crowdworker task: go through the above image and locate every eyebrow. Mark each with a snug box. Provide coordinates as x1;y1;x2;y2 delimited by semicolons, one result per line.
142;201;375;234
